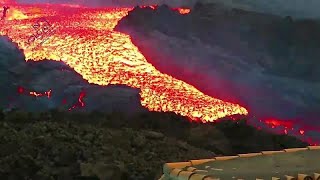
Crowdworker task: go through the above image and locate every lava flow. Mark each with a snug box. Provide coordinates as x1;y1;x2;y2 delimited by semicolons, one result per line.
0;3;248;122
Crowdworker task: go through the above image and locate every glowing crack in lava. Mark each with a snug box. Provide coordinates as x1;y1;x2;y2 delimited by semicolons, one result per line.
0;4;248;122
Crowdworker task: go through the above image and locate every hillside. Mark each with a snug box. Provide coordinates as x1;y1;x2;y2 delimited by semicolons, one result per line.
115;3;320;135
0;110;308;179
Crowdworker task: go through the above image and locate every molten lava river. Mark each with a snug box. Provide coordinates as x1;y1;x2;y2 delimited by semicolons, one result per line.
2;3;247;122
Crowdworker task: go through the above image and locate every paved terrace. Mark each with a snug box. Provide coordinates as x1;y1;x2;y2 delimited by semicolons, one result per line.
160;146;320;180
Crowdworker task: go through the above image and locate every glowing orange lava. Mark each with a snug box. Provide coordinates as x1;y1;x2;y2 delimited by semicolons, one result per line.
172;7;191;14
140;5;191;14
0;4;248;122
0;0;15;4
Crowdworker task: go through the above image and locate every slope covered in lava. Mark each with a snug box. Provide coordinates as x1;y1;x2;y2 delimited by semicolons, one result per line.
115;4;320;142
0;3;248;122
0;36;144;113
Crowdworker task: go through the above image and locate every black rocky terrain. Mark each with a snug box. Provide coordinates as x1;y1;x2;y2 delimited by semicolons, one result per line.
0;110;308;180
117;3;320;82
115;3;320;131
0;36;144;113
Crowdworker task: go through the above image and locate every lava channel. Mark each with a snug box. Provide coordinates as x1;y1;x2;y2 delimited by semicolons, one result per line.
0;3;248;122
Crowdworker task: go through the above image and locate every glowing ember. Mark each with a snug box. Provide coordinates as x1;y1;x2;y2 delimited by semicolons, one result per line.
252;117;319;145
1;4;247;122
172;7;191;14
17;86;86;110
140;5;191;14
140;5;157;10
264;119;294;130
17;86;51;98
68;89;86;111
29;90;51;98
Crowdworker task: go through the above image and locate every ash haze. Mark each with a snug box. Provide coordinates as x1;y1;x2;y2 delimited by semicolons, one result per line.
202;0;320;19
10;0;320;19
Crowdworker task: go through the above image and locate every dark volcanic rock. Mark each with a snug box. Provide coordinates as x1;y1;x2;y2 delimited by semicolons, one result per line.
116;3;320;82
0;36;27;102
115;4;320;139
0;36;145;114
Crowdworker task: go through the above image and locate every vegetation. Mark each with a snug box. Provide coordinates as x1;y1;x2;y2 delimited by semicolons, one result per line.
0;110;308;180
